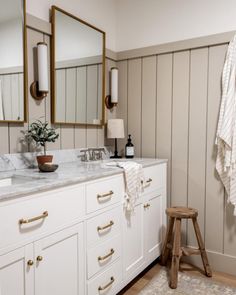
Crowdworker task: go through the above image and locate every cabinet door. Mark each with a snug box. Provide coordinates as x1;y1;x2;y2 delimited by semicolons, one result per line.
34;224;84;295
0;245;34;295
123;201;145;279
144;194;162;262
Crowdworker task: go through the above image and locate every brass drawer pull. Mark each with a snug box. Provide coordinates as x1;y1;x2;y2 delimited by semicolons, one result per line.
97;220;114;232
98;248;115;261
142;178;153;188
97;190;114;200
98;276;115;291
19;211;48;225
146;178;153;183
144;203;151;209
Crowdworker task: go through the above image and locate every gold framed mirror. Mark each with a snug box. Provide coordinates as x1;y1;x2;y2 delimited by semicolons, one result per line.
0;0;27;123
51;6;106;126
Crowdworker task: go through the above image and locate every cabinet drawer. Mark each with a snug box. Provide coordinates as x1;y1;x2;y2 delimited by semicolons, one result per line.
87;260;122;295
143;164;164;194
86;175;124;214
87;206;121;247
87;235;121;279
0;185;85;249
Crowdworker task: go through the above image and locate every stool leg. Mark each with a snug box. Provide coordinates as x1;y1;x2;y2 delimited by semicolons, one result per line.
170;218;182;289
192;217;212;277
161;216;175;266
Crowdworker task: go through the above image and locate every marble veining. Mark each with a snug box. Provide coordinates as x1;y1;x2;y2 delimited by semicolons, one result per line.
0;148;167;202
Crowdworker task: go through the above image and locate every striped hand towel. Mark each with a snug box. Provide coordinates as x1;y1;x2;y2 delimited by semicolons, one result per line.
116;161;144;212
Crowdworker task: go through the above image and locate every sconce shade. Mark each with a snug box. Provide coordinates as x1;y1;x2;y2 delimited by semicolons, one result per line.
111;67;118;104
107;119;124;139
37;42;48;92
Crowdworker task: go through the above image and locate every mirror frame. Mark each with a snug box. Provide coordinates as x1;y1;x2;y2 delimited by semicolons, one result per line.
0;0;28;123
51;6;106;126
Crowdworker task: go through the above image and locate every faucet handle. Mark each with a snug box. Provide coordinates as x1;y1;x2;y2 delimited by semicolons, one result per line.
95;148;106;160
78;149;89;162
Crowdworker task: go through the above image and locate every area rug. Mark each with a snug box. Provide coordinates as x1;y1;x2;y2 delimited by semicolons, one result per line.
139;268;236;295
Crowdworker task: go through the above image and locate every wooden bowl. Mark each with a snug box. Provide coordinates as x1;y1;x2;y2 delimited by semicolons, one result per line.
38;163;58;173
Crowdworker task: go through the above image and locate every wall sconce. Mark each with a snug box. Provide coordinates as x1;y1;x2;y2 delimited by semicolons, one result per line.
105;67;118;109
30;42;49;100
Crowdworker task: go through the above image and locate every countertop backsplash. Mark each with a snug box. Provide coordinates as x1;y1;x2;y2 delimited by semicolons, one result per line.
0;147;111;172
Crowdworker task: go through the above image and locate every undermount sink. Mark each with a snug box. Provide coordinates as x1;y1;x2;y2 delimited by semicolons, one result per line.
0;175;42;188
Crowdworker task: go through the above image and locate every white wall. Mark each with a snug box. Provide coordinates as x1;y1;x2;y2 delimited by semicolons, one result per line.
55;10;102;62
116;0;236;51
26;0;117;51
0;18;23;69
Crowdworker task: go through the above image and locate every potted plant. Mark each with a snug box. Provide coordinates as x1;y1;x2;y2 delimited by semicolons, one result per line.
26;120;59;165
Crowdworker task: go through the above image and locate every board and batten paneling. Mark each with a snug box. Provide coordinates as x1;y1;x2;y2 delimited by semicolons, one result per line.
0;73;23;122
127;59;142;157
171;50;190;242
116;60;128;155
141;56;156;158
117;41;236;275
156;53;172;207
205;45;227;253
187;48;208;247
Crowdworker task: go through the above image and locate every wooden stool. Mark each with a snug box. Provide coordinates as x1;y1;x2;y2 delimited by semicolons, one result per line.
161;207;212;289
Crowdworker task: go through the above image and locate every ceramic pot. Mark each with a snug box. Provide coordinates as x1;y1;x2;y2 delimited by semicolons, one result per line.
36;155;53;165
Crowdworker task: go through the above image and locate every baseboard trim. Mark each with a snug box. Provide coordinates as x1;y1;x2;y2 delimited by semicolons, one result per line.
183;249;236;276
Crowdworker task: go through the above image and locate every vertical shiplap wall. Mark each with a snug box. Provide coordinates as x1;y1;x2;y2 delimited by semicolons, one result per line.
0;73;23;121
117;44;236;275
0;25;113;154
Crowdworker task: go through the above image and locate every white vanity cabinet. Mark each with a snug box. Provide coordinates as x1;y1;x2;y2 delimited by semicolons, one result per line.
85;175;124;295
0;244;34;295
0;184;85;295
0;161;167;295
0;224;84;295
34;224;84;295
122;163;167;285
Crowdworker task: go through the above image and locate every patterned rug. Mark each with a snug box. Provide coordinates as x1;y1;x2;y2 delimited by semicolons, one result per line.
139;268;236;295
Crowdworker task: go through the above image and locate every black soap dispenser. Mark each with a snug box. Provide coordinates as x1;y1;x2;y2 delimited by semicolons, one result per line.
125;134;134;158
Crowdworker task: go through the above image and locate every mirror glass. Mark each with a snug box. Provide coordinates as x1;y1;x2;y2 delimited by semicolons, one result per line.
0;0;26;122
52;7;105;125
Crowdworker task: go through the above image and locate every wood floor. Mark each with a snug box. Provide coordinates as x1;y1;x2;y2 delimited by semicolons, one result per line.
119;261;236;295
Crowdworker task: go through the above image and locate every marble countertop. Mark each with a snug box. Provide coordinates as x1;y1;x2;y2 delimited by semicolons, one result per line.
0;158;167;202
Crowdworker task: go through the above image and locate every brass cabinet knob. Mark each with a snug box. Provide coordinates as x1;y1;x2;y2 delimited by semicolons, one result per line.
27;260;34;266
144;203;151;209
37;256;43;262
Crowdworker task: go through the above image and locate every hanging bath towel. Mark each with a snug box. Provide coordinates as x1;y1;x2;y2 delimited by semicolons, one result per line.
216;34;236;216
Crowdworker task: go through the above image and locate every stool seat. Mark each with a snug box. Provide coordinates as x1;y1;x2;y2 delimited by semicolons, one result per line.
166;206;198;219
161;206;212;289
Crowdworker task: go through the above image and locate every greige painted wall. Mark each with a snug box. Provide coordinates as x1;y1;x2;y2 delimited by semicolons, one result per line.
116;42;236;275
